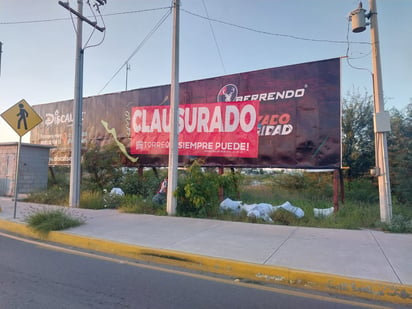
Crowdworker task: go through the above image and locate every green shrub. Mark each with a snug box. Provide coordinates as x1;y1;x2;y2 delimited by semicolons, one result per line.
120;169;164;197
82;142;123;190
175;161;220;217
219;169;243;200
48;166;70;187
345;178;379;203
25;185;69;206
385;214;412;233
26;209;84;233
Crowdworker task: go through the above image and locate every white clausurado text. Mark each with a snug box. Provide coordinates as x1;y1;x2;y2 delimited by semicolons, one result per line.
131;102;258;135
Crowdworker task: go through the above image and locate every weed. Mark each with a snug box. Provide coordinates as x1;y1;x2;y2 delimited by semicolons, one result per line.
22;165;411;233
26;209;84;234
270;208;298;226
119;195;166;215
102;190;123;209
80;191;105;209
384;214;412;233
25;185;69;206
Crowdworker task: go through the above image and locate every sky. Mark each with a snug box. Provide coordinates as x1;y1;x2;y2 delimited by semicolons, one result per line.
0;0;411;143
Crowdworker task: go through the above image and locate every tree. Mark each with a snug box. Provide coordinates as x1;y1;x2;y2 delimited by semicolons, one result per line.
82;142;123;190
342;90;412;203
342;90;375;178
388;102;412;203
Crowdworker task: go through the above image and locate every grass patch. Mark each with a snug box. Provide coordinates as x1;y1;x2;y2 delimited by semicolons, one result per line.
384;214;412;233
227;175;394;230
80;191;105;209
118;195;167;215
25;185;69;206
22;172;411;233
26;209;84;234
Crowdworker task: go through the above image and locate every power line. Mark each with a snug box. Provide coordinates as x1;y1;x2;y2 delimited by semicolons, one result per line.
2;5;371;47
0;17;68;25
201;0;226;74
83;0;106;50
1;5;371;48
102;7;171;17
345;19;372;73
181;8;371;46
0;7;170;25
98;8;172;95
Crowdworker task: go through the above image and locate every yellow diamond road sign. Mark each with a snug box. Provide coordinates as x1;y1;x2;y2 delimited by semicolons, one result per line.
1;99;43;137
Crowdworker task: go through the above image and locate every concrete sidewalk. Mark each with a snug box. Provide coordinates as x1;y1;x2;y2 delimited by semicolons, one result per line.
0;197;411;305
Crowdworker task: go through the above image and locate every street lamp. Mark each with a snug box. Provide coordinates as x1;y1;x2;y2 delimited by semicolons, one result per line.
349;1;392;223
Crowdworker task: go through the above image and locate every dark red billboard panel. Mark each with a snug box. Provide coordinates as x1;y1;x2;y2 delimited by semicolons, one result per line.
31;58;341;168
130;101;259;158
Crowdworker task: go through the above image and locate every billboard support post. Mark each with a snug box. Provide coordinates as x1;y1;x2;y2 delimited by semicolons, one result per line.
333;169;340;212
167;0;180;215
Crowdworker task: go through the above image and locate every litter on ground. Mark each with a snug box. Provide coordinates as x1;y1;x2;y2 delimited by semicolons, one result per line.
313;207;334;217
220;198;305;222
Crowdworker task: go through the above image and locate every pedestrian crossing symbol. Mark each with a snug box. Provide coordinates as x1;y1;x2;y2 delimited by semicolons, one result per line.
1;99;43;136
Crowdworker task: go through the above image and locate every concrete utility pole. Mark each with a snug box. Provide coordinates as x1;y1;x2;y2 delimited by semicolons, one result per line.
59;0;106;207
166;0;180;215
369;0;392;223
350;0;392;223
70;0;84;208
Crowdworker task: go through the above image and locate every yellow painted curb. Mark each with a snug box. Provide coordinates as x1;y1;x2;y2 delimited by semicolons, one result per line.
1;218;411;305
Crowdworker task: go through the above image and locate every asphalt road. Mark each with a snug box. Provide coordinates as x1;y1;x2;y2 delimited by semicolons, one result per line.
0;232;402;309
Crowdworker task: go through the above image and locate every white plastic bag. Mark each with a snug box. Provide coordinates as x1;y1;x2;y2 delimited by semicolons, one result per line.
313;207;334;218
220;198;242;212
110;187;124;196
279;201;305;218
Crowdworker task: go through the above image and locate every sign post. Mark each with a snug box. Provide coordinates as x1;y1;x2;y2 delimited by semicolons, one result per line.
1;99;43;218
13;136;22;219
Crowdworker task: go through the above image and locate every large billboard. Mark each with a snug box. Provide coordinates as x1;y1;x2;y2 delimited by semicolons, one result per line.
31;58;341;169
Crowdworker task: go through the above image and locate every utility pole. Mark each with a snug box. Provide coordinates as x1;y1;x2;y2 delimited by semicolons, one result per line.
59;0;106;207
369;0;392;223
350;0;392;223
166;0;180;215
70;0;84;208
